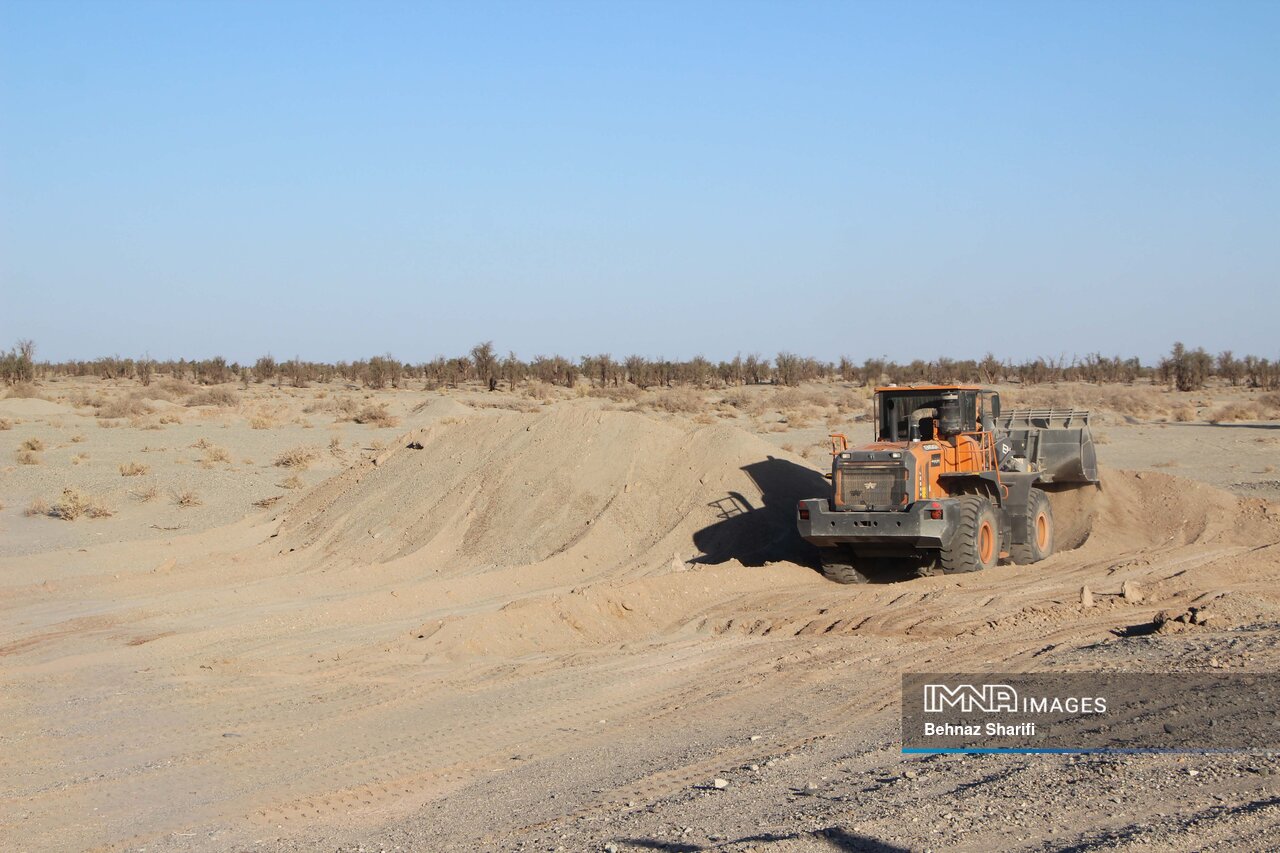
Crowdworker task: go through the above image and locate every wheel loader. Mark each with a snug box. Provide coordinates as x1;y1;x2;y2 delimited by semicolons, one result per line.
796;385;1098;583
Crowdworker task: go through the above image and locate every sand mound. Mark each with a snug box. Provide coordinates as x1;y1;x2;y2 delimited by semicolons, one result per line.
284;412;1275;583
1075;467;1276;552
281;406;826;577
0;397;73;416
407;395;476;421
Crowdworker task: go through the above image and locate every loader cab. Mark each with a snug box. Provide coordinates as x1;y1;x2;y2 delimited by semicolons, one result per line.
875;386;1000;443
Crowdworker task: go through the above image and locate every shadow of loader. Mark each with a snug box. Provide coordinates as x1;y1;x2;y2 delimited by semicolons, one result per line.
691;456;828;569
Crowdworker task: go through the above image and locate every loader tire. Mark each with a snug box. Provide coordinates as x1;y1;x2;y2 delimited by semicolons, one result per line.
940;496;1000;574
1009;488;1054;565
819;547;871;584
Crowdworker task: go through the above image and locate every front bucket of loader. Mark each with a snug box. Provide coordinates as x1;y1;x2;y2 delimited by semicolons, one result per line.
998;409;1099;484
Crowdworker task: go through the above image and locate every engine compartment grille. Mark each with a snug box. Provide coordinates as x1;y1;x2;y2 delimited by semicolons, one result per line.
837;464;907;511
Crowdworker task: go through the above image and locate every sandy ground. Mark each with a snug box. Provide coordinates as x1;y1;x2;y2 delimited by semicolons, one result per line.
3;378;1280;852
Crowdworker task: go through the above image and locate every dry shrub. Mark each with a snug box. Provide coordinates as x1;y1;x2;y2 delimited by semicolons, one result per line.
468;398;541;413
97;419;122;428
280;474;304;490
191;437;214;449
96;393;154;420
720;388;754;410
1209;403;1260;424
249;416;275;429
186;387;239;407
521;381;560;403
305;396;358;416
4;382;41;399
51;487;113;520
588;385;643;402
173;490;202;508
136;379;192;401
771;387;830;410
0;418;11;430
158;412;182;425
644;388;705;413
120;461;150;476
16;449;40;465
352;403;399;427
129;484;158;502
69;389;105;409
1258;392;1280;418
1171;406;1196;422
275;446;320;469
21;437;44;451
329;436;344;454
25;497;50;517
202;445;231;464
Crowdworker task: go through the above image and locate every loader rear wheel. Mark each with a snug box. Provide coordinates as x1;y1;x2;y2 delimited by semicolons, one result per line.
819;547;871;584
940;496;1000;574
1010;488;1054;565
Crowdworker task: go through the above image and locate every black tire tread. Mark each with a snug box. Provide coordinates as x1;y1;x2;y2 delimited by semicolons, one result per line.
819;549;871;584
1009;488;1054;565
940;495;998;574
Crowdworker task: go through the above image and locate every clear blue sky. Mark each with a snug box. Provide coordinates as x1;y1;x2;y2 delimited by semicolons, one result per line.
2;0;1277;365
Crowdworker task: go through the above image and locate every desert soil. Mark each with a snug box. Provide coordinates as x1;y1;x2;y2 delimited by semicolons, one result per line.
3;378;1280;852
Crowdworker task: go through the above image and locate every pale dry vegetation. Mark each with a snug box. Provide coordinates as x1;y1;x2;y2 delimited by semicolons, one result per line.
186;387;239;407
129;484;159;502
352;403;399;427
201;445;232;464
4;382;41;398
120;461;150;477
275;446;320;469
642;387;705;413
173;490;202;508
95;393;155;420
49;488;114;520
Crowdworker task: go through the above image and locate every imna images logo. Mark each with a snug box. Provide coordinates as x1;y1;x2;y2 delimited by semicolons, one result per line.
923;683;1018;713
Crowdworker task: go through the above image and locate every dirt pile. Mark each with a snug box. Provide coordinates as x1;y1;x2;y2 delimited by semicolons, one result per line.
281;405;826;577
1071;467;1279;552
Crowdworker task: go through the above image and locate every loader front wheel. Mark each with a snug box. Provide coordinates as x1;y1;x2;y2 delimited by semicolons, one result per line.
940;496;1000;574
819;547;871;584
1010;488;1054;565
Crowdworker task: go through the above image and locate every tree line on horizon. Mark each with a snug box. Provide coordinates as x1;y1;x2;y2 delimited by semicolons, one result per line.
3;339;1278;393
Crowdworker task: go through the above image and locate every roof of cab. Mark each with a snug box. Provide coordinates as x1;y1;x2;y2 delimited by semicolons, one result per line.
873;384;990;393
